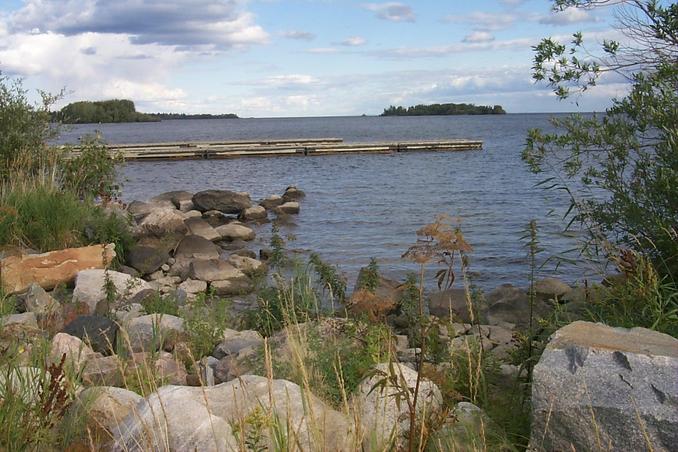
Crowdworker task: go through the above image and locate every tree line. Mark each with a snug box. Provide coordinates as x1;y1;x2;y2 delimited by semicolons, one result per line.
381;102;506;116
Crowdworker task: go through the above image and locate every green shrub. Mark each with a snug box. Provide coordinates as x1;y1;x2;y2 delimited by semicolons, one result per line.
356;257;379;292
183;295;230;360
309;253;347;304
141;292;180;317
60;135;121;201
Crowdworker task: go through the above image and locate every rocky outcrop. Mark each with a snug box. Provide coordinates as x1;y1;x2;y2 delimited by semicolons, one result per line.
0;244;115;294
192;190;252;214
112;375;353;451
530;321;678;452
354;363;443;450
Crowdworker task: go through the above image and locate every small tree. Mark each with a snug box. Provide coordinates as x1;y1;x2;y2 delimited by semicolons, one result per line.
523;1;678;278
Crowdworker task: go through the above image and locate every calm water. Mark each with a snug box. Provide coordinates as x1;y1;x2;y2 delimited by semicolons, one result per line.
60;115;600;289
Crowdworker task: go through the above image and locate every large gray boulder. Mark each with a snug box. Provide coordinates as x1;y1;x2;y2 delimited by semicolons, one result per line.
112;375;354;451
150;190;194;211
531;321;678;452
73;269;151;314
485;284;552;330
192;190;252;214
428;288;474;321
184;217;220;242
215;223;256;241
189;259;248;283
126;245;168;275
354;363;443;450
137;208;187;237
175;235;221;260
123;314;185;353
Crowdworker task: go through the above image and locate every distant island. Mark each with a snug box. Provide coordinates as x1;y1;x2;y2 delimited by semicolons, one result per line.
55;99;238;124
381;102;506;116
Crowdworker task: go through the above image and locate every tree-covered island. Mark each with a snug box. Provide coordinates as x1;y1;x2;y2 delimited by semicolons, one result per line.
55;99;238;124
381;102;506;116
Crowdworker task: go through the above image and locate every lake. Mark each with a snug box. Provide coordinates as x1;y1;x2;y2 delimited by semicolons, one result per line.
59;114;603;290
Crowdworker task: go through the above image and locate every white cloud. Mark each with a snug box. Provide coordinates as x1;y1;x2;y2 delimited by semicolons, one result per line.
363;3;415;23
9;0;268;50
263;74;319;87
282;30;315;41
445;11;518;31
340;36;367;46
539;8;597;25
462;31;495;43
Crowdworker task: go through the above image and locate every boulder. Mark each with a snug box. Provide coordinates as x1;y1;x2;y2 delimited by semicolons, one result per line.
125;245;168;275
49;332;99;370
82;355;123;387
485;284;552;330
428;288;475;321
63;315;119;355
530;321;678;452
184;217;220;242
354;363;443;449
75;386;144;443
138;208;187;237
126;200;175;221
192;190;252;214
259;194;284;210
534;277;572;301
281;186;305;202
123;314;185;352
1;312;38;329
274;201;300;215
0;244;116;295
178;278;207;295
212;329;263;359
215;223;256;241
72;269;151;315
189;259;248;283
226;254;264;275
22;283;63;332
213;348;258;384
210;278;253;296
174;235;221;260
150;190;194;212
112;375;353;451
240;205;267;221
230;248;257;259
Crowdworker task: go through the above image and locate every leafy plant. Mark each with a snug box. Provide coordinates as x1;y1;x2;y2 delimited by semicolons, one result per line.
60;134;122;201
309;253;347;304
141;291;180;317
356;257;380;292
183;295;230;359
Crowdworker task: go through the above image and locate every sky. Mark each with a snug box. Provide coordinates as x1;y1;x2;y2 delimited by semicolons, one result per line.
0;0;630;117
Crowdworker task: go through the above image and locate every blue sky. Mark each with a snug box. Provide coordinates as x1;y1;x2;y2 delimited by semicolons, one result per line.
0;0;628;116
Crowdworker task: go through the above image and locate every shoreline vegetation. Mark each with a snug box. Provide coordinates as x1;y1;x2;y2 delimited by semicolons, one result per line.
381;102;506;116
54;99;238;124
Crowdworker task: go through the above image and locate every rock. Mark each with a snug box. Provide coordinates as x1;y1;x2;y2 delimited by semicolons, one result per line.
240;205;267;221
230;248;257;259
123;314;185;353
215;223;256;241
112;375;353;451
0;244;116;295
63;315;119;355
227;254;264;275
274;201;300;215
534;277;572;301
213;350;257;384
23;283;60;317
210;278;253;296
259;248;272;261
82;355;123;387
485;284;552;330
114;303;145;323
355;363;443;449
430;402;495;451
282;186;305;202
1;312;38;329
192;190;252;214
395;334;409;351
73;269;151;315
259;194;284;210
151;190;194;212
184;216;220;242
189;259;248;283
178;278;207;295
530;321;678;452
118;265;140;278
138;207;188;237
349;270;402;320
49;332;99;370
75;386;144;443
175;235;221;260
126;200;156;221
397;347;420;363
212;329;263;359
428;288;476;322
125;245;168;275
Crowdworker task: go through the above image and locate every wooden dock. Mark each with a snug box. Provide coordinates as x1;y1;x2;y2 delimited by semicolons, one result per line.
67;138;482;161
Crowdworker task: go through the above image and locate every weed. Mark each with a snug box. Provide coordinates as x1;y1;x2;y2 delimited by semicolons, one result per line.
141;291;180;317
309;252;347;304
356;257;380;292
183;294;230;360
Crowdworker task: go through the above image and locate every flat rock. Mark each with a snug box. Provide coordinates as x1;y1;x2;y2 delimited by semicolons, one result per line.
192;190;252;214
184;217;220;242
215;223;255;241
274;201;300;215
138;208;187;237
189;259;247;283
1;312;38;329
150;191;194;212
210;278;253;296
0;244;116;295
259;194;284;210
178;278;207;295
531;321;678;452
226;254;264;275
174;235;221;260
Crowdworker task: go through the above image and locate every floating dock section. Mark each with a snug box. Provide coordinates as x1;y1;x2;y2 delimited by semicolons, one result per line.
67;138;482;161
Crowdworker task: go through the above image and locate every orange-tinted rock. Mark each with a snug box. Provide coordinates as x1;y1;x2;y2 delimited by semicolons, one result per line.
0;244;116;295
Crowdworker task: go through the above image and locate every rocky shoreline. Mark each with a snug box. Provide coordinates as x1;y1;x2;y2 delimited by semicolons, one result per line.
0;186;676;451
